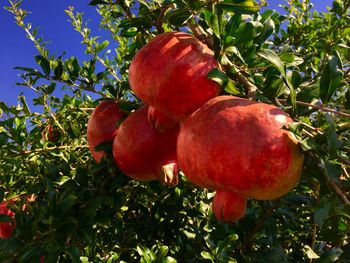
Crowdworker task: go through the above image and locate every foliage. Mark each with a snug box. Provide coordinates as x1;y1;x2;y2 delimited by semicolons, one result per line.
0;0;350;262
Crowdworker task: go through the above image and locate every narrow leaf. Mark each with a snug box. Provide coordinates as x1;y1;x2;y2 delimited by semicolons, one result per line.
35;55;50;75
217;1;260;14
258;49;285;77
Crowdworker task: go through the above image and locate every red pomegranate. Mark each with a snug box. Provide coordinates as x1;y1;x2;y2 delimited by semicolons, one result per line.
177;96;304;200
212;191;247;223
0;200;16;239
87;100;126;163
147;106;177;132
41;124;60;142
113;105;179;186
0;194;37;239
129;31;220;122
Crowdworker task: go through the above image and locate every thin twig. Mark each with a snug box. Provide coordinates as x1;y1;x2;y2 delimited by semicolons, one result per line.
14;145;89;156
328;179;350;205
235;70;258;100
278;99;350;119
155;4;173;34
115;0;132;18
187;20;213;49
338;156;350;166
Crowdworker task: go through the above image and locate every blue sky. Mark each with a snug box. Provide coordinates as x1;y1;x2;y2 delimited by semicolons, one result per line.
0;0;334;108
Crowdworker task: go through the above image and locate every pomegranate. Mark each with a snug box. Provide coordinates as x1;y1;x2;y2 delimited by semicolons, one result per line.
177;96;304;200
0;194;36;238
129;31;220;122
113;105;179;186
212;191;247;223
0;200;16;238
147;106;177;132
87;100;126;162
41;124;60;142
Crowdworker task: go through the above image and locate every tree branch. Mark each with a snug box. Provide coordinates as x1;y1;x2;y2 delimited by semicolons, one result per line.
278;99;350;119
155;4;174;34
13;145;89;156
115;0;132;18
235;70;258;100
187;20;213;49
328;179;350;205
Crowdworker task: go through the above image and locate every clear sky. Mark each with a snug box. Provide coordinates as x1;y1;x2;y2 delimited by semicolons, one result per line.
0;0;334;108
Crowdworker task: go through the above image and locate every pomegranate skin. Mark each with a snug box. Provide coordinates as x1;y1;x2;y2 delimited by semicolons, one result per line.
87;100;126;163
177;96;304;200
212;191;247;223
0;200;16;239
147;105;177;132
113;105;179;185
129;32;220;122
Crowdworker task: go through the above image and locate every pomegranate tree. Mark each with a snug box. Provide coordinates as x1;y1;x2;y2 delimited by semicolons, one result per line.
113;105;179;186
129;31;220;123
87;100;126;162
177;96;304;202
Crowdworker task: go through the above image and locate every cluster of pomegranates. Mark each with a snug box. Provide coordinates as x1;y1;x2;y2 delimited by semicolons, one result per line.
87;32;304;223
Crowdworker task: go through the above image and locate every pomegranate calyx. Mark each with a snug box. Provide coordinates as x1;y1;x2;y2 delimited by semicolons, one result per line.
158;161;179;187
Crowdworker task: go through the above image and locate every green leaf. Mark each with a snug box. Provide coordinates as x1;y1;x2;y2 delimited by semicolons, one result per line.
0;214;13;223
54;59;63;78
319;53;344;103
291;71;302;89
201;251;214;262
225;79;240;95
95;40;109;53
318;247;342;263
236;21;263;44
59;194;78;213
19;95;31;115
45;82;56;95
14;66;41;75
297;81;320;102
301;137;317;151
67;247;80;263
255;17;275;45
225;46;246;64
314;195;333;227
217;1;261;14
346;88;350;110
303;245;320;259
225;14;242;37
258;49;296;110
67;57;80;79
54;176;71;186
89;0;109;5
35;55;50;75
94;141;113;153
325;161;342;182
258;49;285;77
158;245;169;259
280;52;304;66
165;256;177;263
211;4;221;39
325;114;341;158
166;9;192;27
207;68;228;86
